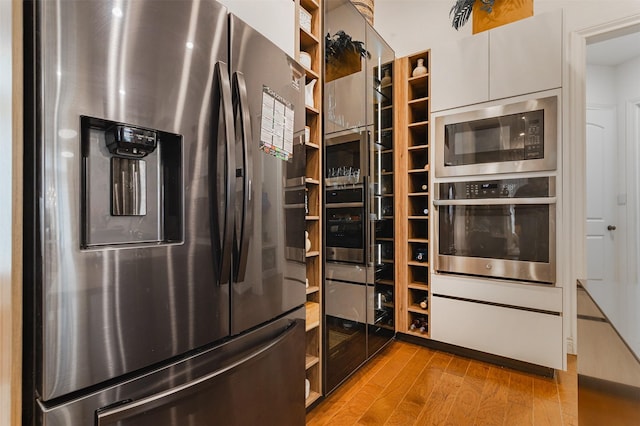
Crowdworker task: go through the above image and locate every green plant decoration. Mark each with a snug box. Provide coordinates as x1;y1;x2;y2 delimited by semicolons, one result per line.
450;0;496;30
325;30;371;65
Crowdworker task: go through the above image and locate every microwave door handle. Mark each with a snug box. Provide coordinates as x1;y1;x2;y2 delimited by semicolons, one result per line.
232;72;253;283
433;197;557;207
211;61;236;285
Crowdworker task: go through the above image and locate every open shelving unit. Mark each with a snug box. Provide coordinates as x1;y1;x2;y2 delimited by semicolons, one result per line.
295;0;323;408
395;50;431;340
372;61;396;333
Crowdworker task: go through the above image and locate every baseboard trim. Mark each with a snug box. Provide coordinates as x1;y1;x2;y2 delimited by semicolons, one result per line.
396;333;555;378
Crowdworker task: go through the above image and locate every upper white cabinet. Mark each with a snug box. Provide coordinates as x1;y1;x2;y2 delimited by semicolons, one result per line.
489;9;563;100
431;31;489;112
432;9;563;112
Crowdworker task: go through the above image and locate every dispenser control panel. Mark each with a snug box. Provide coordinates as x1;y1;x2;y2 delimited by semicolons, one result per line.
107;125;158;157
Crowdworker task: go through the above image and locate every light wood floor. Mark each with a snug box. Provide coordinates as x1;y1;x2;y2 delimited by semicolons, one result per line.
306;340;577;426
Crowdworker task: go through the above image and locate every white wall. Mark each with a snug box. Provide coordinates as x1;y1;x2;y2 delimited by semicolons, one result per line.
218;0;295;57
375;0;640;57
586;64;616;105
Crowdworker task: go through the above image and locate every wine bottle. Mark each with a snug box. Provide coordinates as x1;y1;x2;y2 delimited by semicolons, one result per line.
409;318;421;331
421;184;427;191
419;299;427;309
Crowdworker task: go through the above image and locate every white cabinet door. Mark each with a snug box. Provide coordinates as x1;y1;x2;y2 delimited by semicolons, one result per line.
489;9;563;100
431;32;489;112
431;295;564;369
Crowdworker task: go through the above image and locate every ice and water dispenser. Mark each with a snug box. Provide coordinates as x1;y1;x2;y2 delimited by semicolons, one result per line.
81;116;182;247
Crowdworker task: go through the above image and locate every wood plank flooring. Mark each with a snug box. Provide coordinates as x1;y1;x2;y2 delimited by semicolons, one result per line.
306;340;577;426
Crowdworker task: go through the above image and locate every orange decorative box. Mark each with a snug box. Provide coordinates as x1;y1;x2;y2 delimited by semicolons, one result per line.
472;0;533;34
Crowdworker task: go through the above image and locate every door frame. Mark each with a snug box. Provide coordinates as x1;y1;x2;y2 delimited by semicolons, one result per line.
566;14;640;354
625;98;640;290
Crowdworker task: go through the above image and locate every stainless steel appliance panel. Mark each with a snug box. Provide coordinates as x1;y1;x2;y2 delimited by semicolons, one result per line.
229;15;306;335
38;309;305;425
35;0;230;400
434;177;556;283
435;96;558;177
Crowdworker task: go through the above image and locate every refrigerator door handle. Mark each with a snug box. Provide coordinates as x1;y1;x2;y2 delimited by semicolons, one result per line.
232;71;253;283
212;61;236;285
95;320;302;425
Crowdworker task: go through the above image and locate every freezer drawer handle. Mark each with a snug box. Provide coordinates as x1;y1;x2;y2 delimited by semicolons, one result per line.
232;71;253;283
96;320;301;425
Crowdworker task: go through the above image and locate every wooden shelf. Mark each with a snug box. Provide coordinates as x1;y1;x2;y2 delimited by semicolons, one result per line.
408;144;429;151
305;301;320;331
300;0;320;12
298;0;323;403
408;282;429;290
408;305;429;314
408;238;429;243
305;141;320;150
306;390;321;408
396;50;431;342
305;105;320;115
408;120;429;128
408;168;429;174
376;237;393;242
304;67;320;82
300;27;319;50
306;355;320;370
408;74;429;84
404;329;430;338
376;279;394;286
408;97;429;106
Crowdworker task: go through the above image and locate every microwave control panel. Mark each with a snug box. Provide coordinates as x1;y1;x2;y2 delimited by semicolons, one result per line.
523;111;544;159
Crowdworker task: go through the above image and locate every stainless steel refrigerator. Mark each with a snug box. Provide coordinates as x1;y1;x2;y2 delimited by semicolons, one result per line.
23;1;307;424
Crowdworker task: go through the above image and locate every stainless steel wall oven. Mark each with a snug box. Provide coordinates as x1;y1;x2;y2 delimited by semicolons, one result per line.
434;176;556;284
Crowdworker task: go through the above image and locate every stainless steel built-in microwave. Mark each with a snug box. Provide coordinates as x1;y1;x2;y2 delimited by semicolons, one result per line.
435;96;558;177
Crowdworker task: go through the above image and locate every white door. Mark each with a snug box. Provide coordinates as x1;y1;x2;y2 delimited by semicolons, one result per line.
585;107;623;317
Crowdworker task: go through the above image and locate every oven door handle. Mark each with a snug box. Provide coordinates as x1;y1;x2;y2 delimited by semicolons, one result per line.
433;197;557;207
326;202;364;208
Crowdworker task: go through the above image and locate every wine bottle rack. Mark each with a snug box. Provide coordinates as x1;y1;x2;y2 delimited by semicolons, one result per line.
395;50;431;340
296;0;323;408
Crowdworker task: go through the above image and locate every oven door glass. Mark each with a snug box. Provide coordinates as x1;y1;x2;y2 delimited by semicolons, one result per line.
444;109;544;167
326;206;364;261
438;203;549;263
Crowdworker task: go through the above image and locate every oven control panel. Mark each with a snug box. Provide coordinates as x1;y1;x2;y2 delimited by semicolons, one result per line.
465;182;515;198
439;176;552;200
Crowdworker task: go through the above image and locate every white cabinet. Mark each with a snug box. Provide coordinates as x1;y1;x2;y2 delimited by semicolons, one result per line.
431;32;489;112
430;274;565;370
489;9;563;100
431;295;564;369
432;10;562;112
